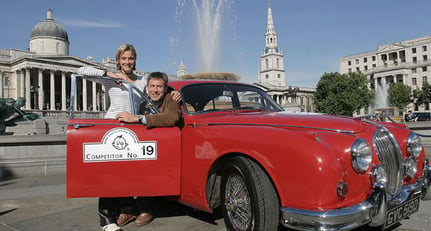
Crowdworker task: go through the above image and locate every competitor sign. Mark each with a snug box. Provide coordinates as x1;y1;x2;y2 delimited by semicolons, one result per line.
83;128;157;162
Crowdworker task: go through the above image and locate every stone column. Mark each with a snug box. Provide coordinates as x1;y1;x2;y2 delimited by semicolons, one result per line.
0;71;3;97
92;81;97;111
38;69;44;110
73;78;78;111
61;72;67;111
25;68;31;109
15;70;21;98
82;78;88;111
50;70;55;110
102;85;106;112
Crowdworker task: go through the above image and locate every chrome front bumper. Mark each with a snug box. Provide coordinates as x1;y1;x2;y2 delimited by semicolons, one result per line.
280;166;431;231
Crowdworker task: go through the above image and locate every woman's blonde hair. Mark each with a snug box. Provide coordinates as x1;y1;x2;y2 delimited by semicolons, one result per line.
115;44;137;70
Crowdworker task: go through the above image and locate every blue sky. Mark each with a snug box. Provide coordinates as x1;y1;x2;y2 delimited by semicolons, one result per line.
1;0;430;87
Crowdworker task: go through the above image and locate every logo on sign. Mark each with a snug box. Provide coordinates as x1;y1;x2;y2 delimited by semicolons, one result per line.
112;135;128;150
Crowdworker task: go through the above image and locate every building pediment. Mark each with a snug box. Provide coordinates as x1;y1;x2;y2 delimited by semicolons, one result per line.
377;43;406;52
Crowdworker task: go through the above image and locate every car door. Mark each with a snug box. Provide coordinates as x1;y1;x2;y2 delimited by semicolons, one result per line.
66;118;181;198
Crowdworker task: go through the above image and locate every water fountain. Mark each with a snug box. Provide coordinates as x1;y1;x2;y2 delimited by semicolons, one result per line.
375;78;388;109
174;0;239;80
373;78;397;120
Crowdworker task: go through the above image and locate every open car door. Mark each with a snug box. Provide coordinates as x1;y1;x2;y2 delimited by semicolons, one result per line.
66;119;181;198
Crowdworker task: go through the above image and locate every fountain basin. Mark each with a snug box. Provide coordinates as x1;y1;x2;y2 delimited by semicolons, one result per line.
180;72;239;81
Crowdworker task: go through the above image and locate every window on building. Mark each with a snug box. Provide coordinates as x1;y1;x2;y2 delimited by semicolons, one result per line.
412;47;417;53
413;57;417;63
355;59;359;64
364;65;368;71
276;58;280;68
363;57;367;63
265;59;269;69
400;50;406;62
423;76;428;83
423;55;428;61
277;74;281;78
423;46;427;52
423;66;428;72
356;67;360;71
412;78;417;85
412;68;417;73
372;56;376;61
265;74;269;79
372;64;376;68
348;60;351;66
348;68;352;72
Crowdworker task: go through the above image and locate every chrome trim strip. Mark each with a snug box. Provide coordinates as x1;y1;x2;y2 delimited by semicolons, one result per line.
189;122;356;134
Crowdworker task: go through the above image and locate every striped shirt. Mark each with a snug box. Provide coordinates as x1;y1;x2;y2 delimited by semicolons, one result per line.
77;66;147;119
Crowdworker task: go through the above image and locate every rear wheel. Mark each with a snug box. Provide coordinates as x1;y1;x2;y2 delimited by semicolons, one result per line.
221;156;279;231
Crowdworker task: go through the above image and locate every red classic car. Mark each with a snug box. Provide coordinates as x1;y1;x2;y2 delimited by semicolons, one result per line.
67;75;431;231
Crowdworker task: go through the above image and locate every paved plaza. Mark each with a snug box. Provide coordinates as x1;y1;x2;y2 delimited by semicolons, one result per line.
0;174;430;231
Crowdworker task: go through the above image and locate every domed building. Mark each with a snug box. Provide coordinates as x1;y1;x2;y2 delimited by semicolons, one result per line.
29;8;69;55
0;9;112;127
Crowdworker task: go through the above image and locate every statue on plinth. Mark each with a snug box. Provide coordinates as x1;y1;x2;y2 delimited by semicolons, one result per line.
0;97;38;134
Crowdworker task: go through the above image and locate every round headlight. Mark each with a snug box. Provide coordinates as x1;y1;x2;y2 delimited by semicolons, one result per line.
407;133;422;158
404;157;418;178
351;139;372;174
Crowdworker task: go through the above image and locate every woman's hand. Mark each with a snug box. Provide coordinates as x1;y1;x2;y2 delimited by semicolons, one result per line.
170;91;182;102
106;72;128;86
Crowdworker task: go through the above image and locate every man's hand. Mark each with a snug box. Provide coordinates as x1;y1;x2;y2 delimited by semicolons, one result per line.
116;112;139;123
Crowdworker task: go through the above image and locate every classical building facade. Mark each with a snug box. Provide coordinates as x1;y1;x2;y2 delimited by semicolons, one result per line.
339;36;431;113
0;9;123;119
255;3;315;112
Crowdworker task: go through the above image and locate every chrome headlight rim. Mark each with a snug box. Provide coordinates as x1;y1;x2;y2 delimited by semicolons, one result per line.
407;132;422;158
404;157;418;178
351;138;372;174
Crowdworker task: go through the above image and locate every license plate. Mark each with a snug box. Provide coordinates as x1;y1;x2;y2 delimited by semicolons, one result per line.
385;195;421;228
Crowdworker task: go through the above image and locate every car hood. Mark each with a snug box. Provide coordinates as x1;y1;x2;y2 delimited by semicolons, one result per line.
190;111;373;134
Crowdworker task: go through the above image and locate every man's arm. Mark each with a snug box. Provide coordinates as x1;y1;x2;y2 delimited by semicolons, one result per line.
116;95;181;129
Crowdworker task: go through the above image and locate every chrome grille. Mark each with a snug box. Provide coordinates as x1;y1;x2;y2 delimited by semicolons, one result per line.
373;128;403;195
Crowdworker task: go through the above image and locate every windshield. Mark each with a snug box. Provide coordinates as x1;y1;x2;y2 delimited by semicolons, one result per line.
181;83;284;115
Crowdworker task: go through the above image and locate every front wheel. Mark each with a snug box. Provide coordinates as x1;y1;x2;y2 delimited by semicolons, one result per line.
221;156;279;231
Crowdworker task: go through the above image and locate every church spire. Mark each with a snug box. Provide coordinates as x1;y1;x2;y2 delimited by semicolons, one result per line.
259;1;286;87
265;1;277;49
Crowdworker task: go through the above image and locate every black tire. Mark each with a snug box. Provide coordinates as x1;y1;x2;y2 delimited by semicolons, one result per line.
221;156;279;231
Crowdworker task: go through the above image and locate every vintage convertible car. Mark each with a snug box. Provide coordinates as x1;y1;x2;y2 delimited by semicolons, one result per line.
67;75;431;231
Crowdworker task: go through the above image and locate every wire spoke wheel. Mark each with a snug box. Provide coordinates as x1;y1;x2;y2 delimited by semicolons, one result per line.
225;173;252;230
221;156;279;231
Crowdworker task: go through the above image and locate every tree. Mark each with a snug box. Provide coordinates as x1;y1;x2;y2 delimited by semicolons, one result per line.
315;72;373;116
415;82;431;109
388;82;411;111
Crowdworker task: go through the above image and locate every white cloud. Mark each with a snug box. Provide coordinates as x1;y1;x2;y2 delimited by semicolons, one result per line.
60;18;125;28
